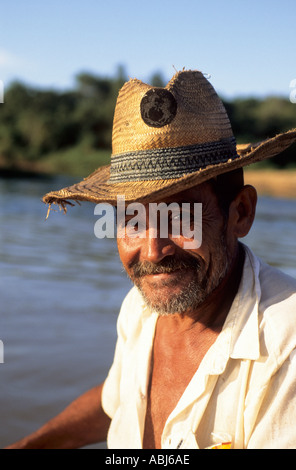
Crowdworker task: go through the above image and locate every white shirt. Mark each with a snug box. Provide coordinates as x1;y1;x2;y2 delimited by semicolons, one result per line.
102;245;296;449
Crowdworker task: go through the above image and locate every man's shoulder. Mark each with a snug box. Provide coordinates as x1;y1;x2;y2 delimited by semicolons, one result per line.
254;255;296;365
243;244;296;305
258;257;296;309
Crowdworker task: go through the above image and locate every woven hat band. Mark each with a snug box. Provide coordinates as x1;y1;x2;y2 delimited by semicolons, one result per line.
109;136;238;182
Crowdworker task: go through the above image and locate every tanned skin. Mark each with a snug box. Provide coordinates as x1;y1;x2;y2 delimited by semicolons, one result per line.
6;182;256;449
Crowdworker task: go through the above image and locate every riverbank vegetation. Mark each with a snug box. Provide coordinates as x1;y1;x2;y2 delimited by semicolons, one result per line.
1;67;296;177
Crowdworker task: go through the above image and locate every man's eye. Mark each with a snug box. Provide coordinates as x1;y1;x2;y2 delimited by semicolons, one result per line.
170;211;195;223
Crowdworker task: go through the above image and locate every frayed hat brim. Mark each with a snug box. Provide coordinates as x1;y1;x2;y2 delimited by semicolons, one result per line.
43;128;296;211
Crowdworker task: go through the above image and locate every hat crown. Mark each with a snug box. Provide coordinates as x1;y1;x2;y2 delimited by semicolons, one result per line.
112;70;234;155
43;69;296;208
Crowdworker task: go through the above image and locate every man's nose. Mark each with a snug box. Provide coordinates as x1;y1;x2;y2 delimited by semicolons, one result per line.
141;229;176;263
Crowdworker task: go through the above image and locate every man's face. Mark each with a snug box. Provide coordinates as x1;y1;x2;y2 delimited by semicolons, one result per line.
117;182;236;316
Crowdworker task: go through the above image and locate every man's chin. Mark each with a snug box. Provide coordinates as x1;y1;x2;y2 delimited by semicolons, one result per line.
135;277;206;316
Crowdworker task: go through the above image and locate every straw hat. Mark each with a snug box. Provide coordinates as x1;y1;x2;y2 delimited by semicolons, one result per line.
43;70;296;211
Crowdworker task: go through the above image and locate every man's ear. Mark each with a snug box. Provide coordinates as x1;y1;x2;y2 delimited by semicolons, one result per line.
228;185;257;238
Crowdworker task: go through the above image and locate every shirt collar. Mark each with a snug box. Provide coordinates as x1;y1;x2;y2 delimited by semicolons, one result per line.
138;243;262;364
226;244;261;361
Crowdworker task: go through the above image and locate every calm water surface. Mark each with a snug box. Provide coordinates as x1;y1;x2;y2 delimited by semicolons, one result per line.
1;176;296;448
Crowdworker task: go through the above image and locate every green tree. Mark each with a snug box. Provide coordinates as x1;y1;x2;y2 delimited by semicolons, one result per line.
1;70;296;174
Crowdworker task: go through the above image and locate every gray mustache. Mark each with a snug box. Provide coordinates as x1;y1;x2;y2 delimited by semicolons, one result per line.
131;256;201;278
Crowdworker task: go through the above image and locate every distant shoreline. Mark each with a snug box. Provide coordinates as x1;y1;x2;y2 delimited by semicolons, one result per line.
244;169;296;199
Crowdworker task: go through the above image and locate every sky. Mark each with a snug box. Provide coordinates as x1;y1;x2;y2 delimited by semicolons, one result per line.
0;0;295;99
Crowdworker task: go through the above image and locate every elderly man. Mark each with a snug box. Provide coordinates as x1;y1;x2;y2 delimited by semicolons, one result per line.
7;70;296;449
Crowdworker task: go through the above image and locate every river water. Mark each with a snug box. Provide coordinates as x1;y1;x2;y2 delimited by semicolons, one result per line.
1;176;296;448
